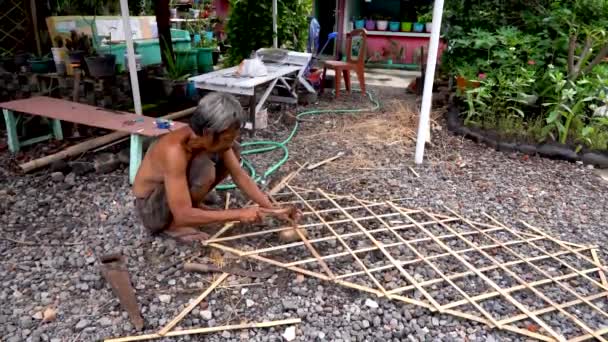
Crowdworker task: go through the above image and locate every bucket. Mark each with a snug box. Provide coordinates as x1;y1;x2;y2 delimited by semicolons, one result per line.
85;54;116;78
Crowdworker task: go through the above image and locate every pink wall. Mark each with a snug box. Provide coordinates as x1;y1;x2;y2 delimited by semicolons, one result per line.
364;35;447;65
213;0;230;19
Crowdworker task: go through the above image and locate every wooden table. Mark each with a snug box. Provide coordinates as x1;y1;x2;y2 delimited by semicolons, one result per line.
189;52;315;133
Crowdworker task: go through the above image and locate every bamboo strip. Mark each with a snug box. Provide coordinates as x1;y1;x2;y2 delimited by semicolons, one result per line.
389;203;563;339
205;164;306;243
241;216;459;257
350;196;499;325
418;207;597;342
105;318;301;342
287;185;389;296
486;216;608;293
449;209;608;321
442;265;599;310
499;290;608;325
591;249;608;297
208;243;331;281
570;326;608;342
517;220;607;272
317;189;444;310
158;273;229;336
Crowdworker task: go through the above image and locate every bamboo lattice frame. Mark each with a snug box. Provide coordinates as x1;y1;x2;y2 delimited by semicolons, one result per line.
208;185;608;342
0;0;31;55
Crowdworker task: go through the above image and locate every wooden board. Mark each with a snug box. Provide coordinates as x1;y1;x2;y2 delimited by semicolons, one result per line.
0;96;186;137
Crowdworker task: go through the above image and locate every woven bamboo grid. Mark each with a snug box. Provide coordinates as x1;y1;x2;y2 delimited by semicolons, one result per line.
0;0;30;55
207;185;608;342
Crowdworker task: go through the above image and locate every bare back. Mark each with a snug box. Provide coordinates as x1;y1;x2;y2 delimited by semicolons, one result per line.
132;127;192;198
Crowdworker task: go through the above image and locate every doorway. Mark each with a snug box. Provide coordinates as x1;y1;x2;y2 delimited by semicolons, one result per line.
316;0;337;56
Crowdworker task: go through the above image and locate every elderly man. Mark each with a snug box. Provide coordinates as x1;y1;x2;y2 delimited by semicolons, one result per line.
132;92;296;242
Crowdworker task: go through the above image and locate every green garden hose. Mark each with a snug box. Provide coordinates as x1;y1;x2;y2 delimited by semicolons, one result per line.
216;89;380;190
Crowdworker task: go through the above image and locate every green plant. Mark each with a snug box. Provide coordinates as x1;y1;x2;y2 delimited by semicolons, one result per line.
161;42;190;81
384;40;404;62
225;0;311;66
417;10;433;23
65;30;94;55
196;36;217;49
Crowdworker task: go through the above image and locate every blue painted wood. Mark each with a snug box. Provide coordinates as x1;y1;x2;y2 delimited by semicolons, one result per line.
51;119;64;140
129;134;143;184
3;109;20;152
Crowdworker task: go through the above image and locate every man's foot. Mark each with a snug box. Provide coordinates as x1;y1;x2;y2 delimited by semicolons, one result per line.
162;227;210;244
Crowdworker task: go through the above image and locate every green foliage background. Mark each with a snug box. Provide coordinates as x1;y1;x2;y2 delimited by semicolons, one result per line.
225;0;312;66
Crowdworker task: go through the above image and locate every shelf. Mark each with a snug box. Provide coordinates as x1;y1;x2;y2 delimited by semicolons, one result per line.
358;31;432;38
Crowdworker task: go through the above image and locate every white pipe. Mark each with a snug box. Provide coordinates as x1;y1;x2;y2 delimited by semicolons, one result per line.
414;0;445;164
272;0;278;48
120;0;142;116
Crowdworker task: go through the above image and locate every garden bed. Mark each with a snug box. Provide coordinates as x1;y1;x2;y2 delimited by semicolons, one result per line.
446;98;608;168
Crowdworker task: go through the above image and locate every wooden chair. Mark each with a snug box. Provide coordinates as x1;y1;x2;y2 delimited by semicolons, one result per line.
321;29;367;97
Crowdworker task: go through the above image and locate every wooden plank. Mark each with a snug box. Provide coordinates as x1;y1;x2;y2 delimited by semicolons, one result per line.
105;318;301;342
0;97;186;137
157;273;229;336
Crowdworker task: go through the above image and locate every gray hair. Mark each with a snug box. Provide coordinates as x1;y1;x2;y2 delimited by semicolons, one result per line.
190;92;245;135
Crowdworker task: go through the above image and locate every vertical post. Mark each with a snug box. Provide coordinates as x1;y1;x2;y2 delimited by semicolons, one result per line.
414;0;445;164
51;119;64;141
155;0;173;66
3;109;20;152
272;0;278;48
121;0;144;184
30;0;41;56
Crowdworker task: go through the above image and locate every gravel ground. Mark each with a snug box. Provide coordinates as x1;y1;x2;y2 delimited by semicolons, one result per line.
1;86;608;342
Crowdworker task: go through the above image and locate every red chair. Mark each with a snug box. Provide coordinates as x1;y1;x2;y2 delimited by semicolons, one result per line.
321;29;367;97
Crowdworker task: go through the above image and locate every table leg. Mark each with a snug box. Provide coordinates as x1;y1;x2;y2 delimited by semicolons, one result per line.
129;134;143;184
51;119;64;141
249;92;256;136
3;109;20;152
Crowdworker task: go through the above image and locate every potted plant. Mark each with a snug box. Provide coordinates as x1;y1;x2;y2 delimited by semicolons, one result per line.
161;44;190;97
195;36;216;73
365;17;376;31
376;15;389;31
52;36;68;75
65;30;91;66
354;16;365;30
401;14;413;32
85;52;117;78
190;3;202;18
418;11;433;33
29;53;54;74
170;0;178;18
389;20;400;32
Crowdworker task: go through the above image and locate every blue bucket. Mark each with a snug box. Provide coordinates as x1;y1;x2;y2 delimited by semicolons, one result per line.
193;34;201;45
186;81;196;98
205;31;213;41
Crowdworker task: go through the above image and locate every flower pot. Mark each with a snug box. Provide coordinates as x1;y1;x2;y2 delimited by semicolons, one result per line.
196;47;214;73
175;49;198;75
389;21;400;32
376;20;388;31
205;31;213;41
190;9;200;17
170;8;177;18
29;57;53;74
193;33;202;45
355;19;365;29
68;50;85;65
413;23;425;32
401;22;412;32
163;79;188;98
425;23;433;33
85;54;116;78
365;19;376;31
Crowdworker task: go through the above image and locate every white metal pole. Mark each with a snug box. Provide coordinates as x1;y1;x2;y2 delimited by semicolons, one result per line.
120;0;144;184
272;0;278;48
414;0;445;164
120;0;142;116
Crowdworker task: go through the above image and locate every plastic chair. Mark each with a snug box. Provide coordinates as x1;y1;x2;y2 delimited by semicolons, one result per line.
321;29;367;98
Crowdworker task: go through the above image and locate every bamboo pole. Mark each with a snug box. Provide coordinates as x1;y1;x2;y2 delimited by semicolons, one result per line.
19;106;197;173
388;203;564;339
104;318;301;342
591;249;608;296
158;273;229;336
287;185;389;296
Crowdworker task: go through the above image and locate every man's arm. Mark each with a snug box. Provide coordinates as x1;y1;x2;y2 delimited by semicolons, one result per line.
163;149;257;226
222;148;273;208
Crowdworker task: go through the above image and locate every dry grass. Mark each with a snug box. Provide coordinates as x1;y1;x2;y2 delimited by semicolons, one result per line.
300;99;443;170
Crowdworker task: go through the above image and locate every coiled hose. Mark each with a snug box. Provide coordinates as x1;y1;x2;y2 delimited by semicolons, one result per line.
216;89;380;190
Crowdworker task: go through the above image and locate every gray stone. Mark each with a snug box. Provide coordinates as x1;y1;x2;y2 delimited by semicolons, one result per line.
75;319;90;330
20;316;33;329
99;317;113;326
94;153;121;174
361;320;370;329
117;149;130;164
64;173;76;185
282;299;298;311
50;172;64;182
200;310;212;320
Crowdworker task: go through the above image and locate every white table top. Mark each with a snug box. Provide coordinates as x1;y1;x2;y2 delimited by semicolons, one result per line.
189;64;302;96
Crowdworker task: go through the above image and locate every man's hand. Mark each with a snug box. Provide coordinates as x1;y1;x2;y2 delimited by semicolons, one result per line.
239;207;264;223
259;206;301;224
